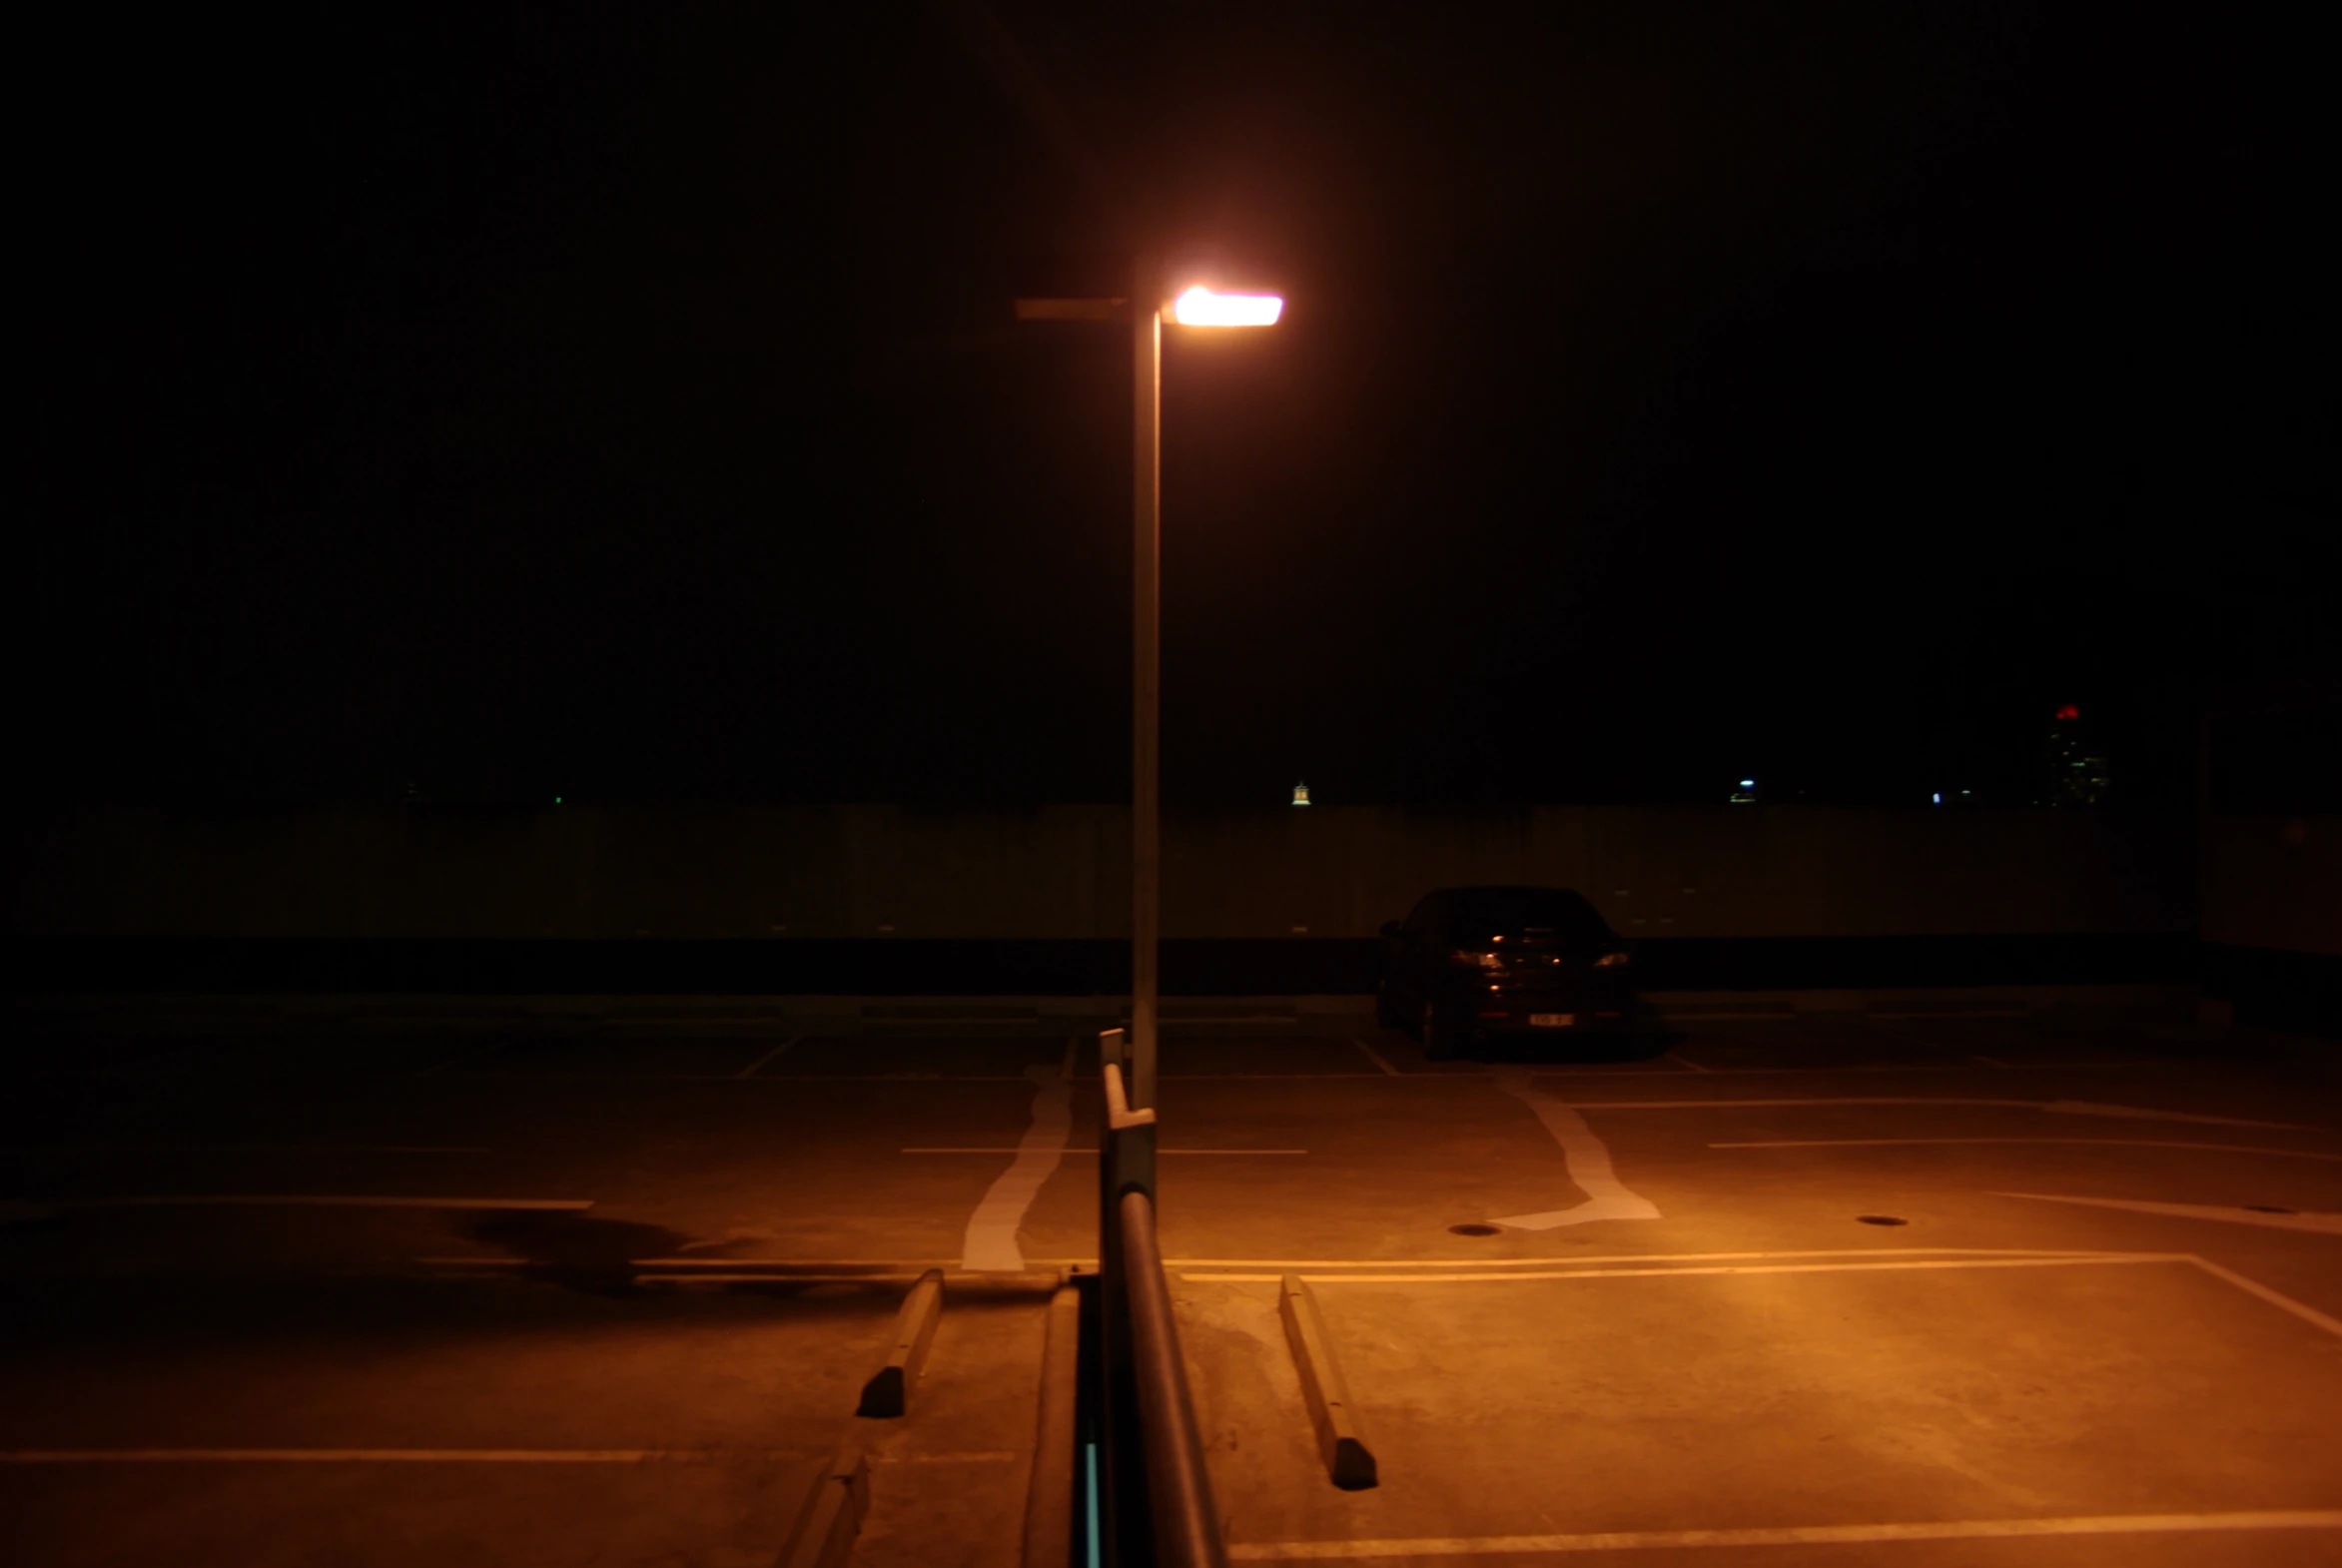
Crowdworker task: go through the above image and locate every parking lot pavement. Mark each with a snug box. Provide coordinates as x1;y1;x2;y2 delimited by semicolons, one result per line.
2;1018;1078;1568
3;1003;2339;1564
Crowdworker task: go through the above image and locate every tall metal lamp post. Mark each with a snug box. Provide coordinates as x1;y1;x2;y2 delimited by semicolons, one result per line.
1017;262;1283;1110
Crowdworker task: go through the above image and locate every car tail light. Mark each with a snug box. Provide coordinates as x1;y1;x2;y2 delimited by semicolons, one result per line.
1594;950;1630;968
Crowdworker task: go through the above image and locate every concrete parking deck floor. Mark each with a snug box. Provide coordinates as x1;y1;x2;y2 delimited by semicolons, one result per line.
2;1002;2338;1565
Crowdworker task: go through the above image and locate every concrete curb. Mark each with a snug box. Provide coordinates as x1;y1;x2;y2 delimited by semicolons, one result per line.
856;1267;945;1418
777;1442;869;1568
1022;1279;1082;1568
1278;1273;1377;1490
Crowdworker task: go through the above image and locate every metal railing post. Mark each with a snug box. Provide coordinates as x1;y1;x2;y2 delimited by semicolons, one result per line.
1096;1027;1158;1560
1119;1189;1225;1567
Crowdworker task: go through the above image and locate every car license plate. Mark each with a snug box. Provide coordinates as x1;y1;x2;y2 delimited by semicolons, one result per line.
1529;1013;1574;1028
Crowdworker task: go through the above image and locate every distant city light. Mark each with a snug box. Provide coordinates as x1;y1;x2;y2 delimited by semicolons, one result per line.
554;796;562;805
2055;704;2080;720
1172;287;1283;328
1934;792;1943;804
1740;779;1755;789
1292;782;1310;807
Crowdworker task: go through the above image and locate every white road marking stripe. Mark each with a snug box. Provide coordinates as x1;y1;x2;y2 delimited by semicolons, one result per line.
960;1063;1073;1273
1183;1254;2172;1284
1663;1052;1710;1072
1351;1039;1401;1076
2044;1100;2311;1129
734;1037;801;1078
904;1148;1306;1156
1165;1246;2111;1268
1718;1139;2342;1161
1158;1073;1397;1081
1225;1509;2342;1558
1486;1067;1661;1230
5;1146;491;1155
1557;1097;2308;1127
417;1256;964;1269
73;1207;594;1216
2185;1255;2342;1339
1531;1062;2172;1077
633;1272;930;1284
448;1073;1036;1083
1999;1191;2342;1234
0;1448;810;1464
417;1245;2110;1272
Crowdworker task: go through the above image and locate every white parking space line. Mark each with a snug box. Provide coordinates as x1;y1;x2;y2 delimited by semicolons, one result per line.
1485;1067;1661;1230
2044;1100;2314;1129
906;1148;1307;1156
2000;1191;2342;1235
414;1255;972;1270
4;1146;492;1156
1529;1062;2178;1077
2185;1255;2342;1339
1226;1508;2342;1559
70;1207;594;1216
960;1063;1073;1273
1184;1253;2173;1284
1663;1051;1710;1072
1159;1073;1396;1081
734;1036;801;1078
1717;1138;2342;1161
1168;1246;2110;1268
1352;1038;1402;1076
1558;1097;2309;1127
0;1448;814;1464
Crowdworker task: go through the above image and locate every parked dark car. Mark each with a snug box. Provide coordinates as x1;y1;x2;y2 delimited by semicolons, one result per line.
1376;885;1634;1058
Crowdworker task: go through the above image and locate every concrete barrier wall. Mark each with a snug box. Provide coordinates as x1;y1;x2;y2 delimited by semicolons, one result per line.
2201;814;2340;958
6;804;2190;941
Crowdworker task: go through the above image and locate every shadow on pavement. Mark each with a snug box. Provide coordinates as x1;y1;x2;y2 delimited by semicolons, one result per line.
460;1211;700;1295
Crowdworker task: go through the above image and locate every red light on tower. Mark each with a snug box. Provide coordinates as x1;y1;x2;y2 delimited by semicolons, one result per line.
2055;704;2080;721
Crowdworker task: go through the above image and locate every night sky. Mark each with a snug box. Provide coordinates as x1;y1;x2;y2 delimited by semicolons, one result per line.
21;3;2337;811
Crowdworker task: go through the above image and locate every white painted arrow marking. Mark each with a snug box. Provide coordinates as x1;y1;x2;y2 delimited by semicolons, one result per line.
1486;1067;1661;1231
1998;1192;2342;1234
960;1063;1072;1271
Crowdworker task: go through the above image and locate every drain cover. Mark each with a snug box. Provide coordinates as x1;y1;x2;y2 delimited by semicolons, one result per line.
1856;1214;1909;1226
1448;1223;1501;1237
2243;1204;2298;1214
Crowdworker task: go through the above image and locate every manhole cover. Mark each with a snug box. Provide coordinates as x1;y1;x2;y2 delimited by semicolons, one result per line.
1856;1214;1909;1226
1448;1223;1501;1237
2244;1204;2298;1214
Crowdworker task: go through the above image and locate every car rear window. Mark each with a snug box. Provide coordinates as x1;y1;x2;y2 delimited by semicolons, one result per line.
1447;889;1609;945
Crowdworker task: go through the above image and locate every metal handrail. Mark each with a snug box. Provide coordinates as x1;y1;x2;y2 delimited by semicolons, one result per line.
1090;1026;1224;1566
1119;1187;1227;1568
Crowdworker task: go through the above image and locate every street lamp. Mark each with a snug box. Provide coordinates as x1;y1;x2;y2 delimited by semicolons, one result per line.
1017;260;1283;1110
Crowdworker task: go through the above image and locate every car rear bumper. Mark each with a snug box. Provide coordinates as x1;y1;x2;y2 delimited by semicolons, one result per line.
1436;978;1635;1032
1470;1007;1632;1033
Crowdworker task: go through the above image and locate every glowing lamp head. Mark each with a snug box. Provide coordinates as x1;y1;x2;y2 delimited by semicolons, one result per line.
1171;286;1282;328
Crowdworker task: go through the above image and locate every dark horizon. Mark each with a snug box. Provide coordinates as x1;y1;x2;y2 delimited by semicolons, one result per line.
19;3;2337;814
